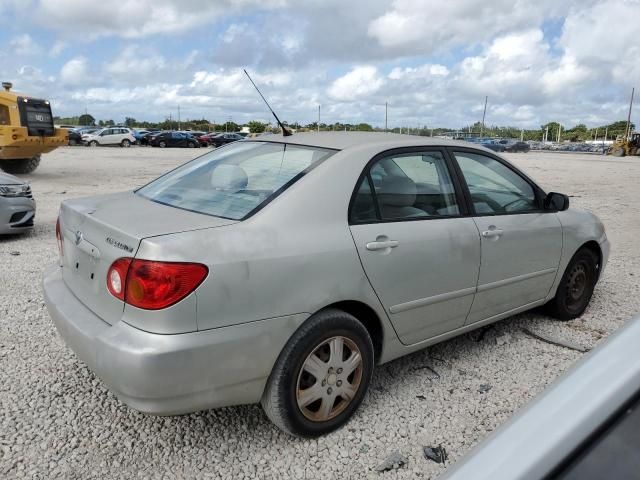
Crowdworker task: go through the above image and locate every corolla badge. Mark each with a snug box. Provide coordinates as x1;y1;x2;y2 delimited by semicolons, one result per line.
74;230;83;246
106;237;134;253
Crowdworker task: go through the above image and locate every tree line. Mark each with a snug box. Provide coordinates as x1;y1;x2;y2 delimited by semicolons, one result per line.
54;114;634;141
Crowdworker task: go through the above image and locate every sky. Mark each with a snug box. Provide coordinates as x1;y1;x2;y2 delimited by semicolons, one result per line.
0;0;638;129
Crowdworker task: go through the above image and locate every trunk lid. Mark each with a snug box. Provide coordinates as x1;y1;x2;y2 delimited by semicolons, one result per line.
59;191;235;325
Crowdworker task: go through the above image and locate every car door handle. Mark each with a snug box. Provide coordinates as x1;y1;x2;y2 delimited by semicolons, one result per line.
366;240;399;251
481;229;504;238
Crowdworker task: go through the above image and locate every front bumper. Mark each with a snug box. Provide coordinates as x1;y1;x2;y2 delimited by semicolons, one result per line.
0;195;35;234
43;265;307;415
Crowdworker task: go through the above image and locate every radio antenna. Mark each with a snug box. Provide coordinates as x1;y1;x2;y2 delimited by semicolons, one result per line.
243;69;292;136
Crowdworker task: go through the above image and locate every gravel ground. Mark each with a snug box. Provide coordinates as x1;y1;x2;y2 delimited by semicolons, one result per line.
1;146;639;479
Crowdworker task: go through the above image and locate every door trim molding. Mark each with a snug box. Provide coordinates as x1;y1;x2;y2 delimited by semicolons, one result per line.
389;267;556;315
476;268;557;293
390;286;476;314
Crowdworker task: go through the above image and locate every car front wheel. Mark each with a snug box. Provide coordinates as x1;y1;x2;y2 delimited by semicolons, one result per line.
121;139;131;147
89;140;98;147
261;309;374;437
159;141;167;148
545;247;599;320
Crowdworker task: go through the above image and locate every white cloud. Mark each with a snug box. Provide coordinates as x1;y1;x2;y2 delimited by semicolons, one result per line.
328;66;384;101
60;57;89;86
9;34;40;55
50;41;67;57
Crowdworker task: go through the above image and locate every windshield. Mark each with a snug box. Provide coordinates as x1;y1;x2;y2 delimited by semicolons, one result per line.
137;141;336;220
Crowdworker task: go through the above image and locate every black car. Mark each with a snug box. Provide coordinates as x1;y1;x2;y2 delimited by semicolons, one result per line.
506;141;530;153
481;142;506;152
68;129;83;146
209;133;244;147
139;130;162;146
149;131;200;148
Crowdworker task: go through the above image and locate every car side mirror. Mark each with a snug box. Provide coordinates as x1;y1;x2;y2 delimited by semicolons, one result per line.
544;192;569;211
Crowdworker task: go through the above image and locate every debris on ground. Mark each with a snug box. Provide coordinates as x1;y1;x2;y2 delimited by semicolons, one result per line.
495;332;513;346
9;251;20;256
416;394;427;400
412;365;441;380
473;325;495;342
423;445;448;464
521;327;590;353
478;384;492;394
375;451;408;472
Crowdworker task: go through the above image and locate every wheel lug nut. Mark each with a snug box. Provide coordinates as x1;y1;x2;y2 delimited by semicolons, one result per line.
337;368;343;374
337;380;342;387
322;380;326;386
327;387;333;394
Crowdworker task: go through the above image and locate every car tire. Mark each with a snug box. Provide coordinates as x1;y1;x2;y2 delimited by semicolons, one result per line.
545;248;599;321
187;141;195;148
69;139;77;146
0;155;41;174
89;140;98;147
159;141;167;148
261;308;374;437
121;139;131;148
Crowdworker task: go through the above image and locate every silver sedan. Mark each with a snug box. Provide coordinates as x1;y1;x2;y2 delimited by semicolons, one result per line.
0;171;35;234
43;133;609;437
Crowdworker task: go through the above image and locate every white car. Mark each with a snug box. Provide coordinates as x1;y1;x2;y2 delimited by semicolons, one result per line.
82;127;136;147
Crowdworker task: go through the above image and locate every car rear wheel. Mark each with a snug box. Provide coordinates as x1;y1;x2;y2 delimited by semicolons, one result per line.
545;248;599;320
187;141;196;148
159;141;167;148
121;139;131;148
261;309;374;437
0;155;41;174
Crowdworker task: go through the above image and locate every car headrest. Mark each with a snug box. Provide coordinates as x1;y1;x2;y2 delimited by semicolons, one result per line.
210;164;248;192
378;176;417;207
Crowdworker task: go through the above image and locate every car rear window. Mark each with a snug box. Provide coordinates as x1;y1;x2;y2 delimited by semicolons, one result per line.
136;141;336;220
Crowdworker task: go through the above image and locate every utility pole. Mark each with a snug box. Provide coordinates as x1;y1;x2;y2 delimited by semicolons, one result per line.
557;123;562;143
625;87;635;140
604;126;608;142
520;128;524;141
480;96;488;137
178;105;181;131
318;105;321;133
385;102;388;132
594;128;598;141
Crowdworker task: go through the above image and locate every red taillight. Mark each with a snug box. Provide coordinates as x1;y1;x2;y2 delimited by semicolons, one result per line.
106;258;208;310
55;217;64;258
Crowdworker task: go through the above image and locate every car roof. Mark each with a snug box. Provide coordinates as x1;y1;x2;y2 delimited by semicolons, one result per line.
254;131;486;152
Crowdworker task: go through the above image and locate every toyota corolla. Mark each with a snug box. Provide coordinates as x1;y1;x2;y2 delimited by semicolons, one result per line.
43;132;609;437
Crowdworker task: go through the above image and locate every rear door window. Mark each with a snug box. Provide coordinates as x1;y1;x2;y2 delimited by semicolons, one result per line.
137;142;336;220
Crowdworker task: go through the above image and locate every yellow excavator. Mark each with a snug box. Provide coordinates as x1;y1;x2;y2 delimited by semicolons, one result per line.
608;132;640;157
0;81;68;173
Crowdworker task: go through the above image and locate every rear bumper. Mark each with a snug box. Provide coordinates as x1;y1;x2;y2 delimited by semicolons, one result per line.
43;264;307;415
0;195;35;234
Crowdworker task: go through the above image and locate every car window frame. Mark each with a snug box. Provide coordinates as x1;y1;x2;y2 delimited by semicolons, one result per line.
447;147;547;217
348;146;470;226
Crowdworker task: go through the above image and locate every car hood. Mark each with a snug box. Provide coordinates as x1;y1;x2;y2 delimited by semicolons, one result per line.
0;171;26;185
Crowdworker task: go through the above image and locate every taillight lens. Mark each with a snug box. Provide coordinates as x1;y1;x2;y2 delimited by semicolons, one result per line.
55;217;64;258
106;258;208;310
107;258;132;301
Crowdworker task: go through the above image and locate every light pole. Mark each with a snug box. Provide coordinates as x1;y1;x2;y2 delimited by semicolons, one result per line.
480;96;488;137
317;105;320;133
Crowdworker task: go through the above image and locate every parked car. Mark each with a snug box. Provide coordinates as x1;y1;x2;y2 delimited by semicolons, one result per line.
209;132;244;147
149;131;200;148
67;129;83;146
44;133;608;437
139;130;161;146
441;315;640;480
506;141;531;153
0;171;35;234
132;130;150;144
481;141;506;152
82;127;136;147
